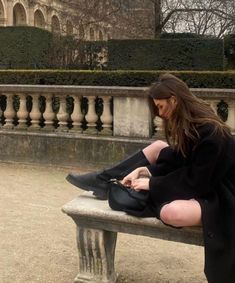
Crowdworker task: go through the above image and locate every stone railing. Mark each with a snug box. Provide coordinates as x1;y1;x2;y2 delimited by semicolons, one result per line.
0;85;235;139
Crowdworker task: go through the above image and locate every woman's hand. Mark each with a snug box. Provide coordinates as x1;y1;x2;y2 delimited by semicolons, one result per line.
131;178;150;191
121;167;151;187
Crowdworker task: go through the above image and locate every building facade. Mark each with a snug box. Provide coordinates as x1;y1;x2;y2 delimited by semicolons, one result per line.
0;0;110;40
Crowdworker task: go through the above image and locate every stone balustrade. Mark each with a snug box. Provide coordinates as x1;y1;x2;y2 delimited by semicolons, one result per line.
0;85;235;138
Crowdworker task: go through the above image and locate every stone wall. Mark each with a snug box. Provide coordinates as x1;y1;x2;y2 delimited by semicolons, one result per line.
0;130;150;168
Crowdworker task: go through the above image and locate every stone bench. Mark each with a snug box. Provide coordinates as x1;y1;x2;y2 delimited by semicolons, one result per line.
62;192;203;283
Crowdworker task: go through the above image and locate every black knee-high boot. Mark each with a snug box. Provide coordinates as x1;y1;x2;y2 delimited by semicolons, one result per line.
66;150;149;200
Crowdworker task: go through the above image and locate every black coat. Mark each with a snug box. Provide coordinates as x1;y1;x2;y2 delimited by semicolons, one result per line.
144;123;235;283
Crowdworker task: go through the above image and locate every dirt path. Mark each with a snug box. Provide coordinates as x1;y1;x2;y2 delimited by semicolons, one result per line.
0;163;207;283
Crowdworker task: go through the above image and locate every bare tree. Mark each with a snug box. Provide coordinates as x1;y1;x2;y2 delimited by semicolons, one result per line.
53;0;235;41
161;0;235;37
112;0;235;38
59;0;124;39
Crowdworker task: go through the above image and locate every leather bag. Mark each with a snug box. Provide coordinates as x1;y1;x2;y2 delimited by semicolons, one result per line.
108;179;149;212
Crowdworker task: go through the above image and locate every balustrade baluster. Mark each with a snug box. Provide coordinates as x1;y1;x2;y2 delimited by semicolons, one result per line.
42;93;55;131
16;93;28;129
29;94;41;130
84;96;98;134
226;100;235;134
99;96;112;135
70;95;83;133
56;95;69;132
153;116;164;138
3;93;15;129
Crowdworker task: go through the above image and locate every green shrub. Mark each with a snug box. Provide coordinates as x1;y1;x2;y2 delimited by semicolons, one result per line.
107;39;224;71
0;27;107;70
0;26;52;69
0;70;235;88
0;27;226;71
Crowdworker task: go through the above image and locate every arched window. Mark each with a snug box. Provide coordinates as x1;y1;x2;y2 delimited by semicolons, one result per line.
66;20;73;35
90;28;95;41
13;3;27;26
34;9;45;29
98;30;103;41
51;15;60;33
79;25;85;39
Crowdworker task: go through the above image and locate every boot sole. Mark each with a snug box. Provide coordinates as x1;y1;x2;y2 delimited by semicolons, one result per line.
66;174;108;200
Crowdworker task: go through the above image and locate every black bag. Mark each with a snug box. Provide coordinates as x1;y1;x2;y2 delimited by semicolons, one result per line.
108;179;149;212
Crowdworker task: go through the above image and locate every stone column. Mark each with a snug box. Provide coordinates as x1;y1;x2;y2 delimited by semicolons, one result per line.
75;227;117;283
6;1;13;26
70;95;83;133
29;94;41;130
56;95;69;132
27;3;34;26
3;93;15;129
84;96;98;135
99;96;112;136
16;93;28;129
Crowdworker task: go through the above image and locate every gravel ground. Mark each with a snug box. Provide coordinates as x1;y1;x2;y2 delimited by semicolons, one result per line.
0;162;207;283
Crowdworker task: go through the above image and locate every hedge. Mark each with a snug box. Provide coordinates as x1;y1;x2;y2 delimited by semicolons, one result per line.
0;26;52;69
107;39;224;71
0;27;108;70
159;33;214;39
0;27;225;71
0;70;235;88
224;34;235;69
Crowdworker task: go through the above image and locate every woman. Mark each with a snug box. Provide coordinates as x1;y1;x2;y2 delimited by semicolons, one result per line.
66;74;235;283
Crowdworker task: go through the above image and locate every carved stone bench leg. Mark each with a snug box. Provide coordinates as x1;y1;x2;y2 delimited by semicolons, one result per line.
75;226;118;283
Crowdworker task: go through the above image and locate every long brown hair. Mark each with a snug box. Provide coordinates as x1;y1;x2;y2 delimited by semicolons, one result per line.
149;73;231;156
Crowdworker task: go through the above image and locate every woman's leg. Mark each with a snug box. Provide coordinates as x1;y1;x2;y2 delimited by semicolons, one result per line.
160;199;202;227
143;140;169;164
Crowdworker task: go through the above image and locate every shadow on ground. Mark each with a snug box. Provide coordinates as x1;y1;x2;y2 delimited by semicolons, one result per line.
0;163;207;283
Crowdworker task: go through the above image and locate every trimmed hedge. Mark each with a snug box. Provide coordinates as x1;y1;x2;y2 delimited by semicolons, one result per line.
0;70;235;88
0;26;52;69
107;39;224;71
0;27;107;70
224;34;235;69
0;27;226;71
159;33;213;39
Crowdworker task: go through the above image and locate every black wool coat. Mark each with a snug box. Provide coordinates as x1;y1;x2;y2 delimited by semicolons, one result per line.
145;123;235;283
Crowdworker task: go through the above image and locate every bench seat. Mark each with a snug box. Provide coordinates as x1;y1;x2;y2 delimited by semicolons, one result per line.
62;192;203;283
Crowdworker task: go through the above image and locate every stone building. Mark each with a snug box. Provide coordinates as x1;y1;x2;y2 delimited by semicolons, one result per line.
0;0;110;40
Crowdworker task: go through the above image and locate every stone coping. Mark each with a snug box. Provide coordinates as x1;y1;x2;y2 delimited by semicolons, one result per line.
0;85;148;97
0;84;235;98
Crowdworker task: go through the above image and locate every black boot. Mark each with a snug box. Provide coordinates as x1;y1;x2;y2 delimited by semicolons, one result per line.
66;150;149;200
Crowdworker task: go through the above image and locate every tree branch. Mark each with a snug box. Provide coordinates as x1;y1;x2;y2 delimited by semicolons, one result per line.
161;8;235;30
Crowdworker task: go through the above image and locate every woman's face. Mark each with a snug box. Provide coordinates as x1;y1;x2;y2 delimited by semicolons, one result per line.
153;96;177;120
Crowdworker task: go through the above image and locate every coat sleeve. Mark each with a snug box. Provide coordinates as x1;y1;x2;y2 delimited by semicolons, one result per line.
149;126;226;203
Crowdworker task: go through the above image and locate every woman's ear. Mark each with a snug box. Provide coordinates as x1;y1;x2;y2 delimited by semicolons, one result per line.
170;96;177;106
